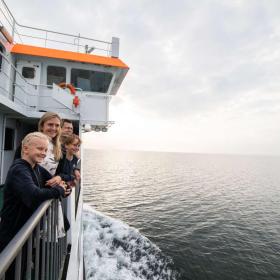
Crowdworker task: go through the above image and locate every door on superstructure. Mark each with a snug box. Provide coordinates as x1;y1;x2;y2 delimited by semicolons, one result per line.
1;119;16;183
14;61;41;109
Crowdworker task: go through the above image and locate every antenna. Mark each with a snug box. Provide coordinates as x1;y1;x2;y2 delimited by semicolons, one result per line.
85;44;95;54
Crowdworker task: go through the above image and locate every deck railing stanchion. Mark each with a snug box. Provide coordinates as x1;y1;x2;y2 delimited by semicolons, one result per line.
0;199;70;279
46;206;51;280
34;223;40;280
50;203;54;280
41;213;47;280
26;235;32;279
54;200;58;279
14;250;22;280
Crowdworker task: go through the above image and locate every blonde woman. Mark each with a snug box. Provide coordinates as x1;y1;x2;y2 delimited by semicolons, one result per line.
38;112;69;235
38;112;62;184
14;112;63;185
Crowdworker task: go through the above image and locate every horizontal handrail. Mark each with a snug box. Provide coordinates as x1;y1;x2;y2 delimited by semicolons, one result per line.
0;200;52;277
0;50;36;89
16;24;111;45
18;33;110;52
1;0;110;45
0;51;81;114
1;0;114;56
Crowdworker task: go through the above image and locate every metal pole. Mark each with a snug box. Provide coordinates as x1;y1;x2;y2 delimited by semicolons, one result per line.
45;31;48;48
11;18;15;40
14;251;22;280
34;224;40;280
46;207;51;280
41;213;47;280
26;236;32;279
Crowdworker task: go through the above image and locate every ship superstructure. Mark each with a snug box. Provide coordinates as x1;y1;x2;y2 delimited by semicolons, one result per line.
0;0;128;278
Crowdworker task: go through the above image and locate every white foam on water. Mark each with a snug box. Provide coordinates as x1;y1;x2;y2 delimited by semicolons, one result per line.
83;204;178;280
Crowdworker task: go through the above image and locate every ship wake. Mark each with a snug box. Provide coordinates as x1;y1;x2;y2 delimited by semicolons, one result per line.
83;205;179;280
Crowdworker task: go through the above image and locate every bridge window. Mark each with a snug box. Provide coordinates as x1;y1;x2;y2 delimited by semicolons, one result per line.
47;66;66;86
71;69;112;93
22;67;35;79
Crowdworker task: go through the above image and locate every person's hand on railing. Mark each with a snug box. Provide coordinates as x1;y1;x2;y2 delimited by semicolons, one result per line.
45;175;62;187
74;169;81;181
58;181;68;197
64;182;72;197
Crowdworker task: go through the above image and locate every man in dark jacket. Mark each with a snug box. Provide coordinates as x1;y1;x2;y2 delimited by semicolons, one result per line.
0;132;66;252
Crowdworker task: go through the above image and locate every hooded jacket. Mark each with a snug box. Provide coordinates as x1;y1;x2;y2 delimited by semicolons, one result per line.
0;159;64;248
56;153;79;182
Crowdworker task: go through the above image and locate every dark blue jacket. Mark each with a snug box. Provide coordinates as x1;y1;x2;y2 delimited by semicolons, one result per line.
56;154;79;182
0;159;64;248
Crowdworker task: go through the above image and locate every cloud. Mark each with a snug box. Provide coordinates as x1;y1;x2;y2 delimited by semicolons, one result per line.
7;0;280;154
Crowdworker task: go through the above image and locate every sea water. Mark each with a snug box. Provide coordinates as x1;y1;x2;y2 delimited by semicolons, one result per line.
83;150;280;280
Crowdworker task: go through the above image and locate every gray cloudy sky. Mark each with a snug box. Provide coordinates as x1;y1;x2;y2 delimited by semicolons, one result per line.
9;0;280;155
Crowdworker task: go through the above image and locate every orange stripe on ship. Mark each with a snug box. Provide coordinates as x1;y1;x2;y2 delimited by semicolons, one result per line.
11;44;129;69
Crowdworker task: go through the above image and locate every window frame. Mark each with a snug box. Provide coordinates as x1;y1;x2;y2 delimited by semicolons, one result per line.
4;127;15;151
46;65;67;86
22;66;36;79
70;68;113;93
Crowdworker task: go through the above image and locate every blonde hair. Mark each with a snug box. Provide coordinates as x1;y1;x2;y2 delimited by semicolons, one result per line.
21;132;49;156
38;112;62;161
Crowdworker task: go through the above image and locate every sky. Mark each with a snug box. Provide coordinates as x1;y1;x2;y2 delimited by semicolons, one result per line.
7;0;280;155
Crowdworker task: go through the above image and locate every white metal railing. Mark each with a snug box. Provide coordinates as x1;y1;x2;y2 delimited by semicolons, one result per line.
0;0;119;57
0;50;34;107
0;50;80;115
0;199;68;280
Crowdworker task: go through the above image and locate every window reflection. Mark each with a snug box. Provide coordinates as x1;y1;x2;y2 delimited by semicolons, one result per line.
71;68;112;93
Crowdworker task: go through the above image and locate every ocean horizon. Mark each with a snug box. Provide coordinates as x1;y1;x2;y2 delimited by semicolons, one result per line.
84;147;280;158
83;149;280;280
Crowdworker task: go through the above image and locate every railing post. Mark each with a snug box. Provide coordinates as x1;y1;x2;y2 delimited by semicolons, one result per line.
77;33;80;52
11;18;15;41
34;224;40;280
41;213;47;280
45;31;48;48
51;202;55;280
54;200;58;279
0;200;69;279
26;235;32;279
46;207;51;280
15;251;22;280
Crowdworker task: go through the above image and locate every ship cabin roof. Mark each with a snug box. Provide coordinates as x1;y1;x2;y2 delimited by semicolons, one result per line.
11;44;129;69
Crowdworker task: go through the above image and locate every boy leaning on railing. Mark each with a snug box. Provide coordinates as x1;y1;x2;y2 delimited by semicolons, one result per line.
56;134;81;189
0;132;67;277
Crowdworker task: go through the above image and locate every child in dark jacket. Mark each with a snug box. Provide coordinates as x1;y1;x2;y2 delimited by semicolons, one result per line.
56;134;81;188
0;132;67;252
